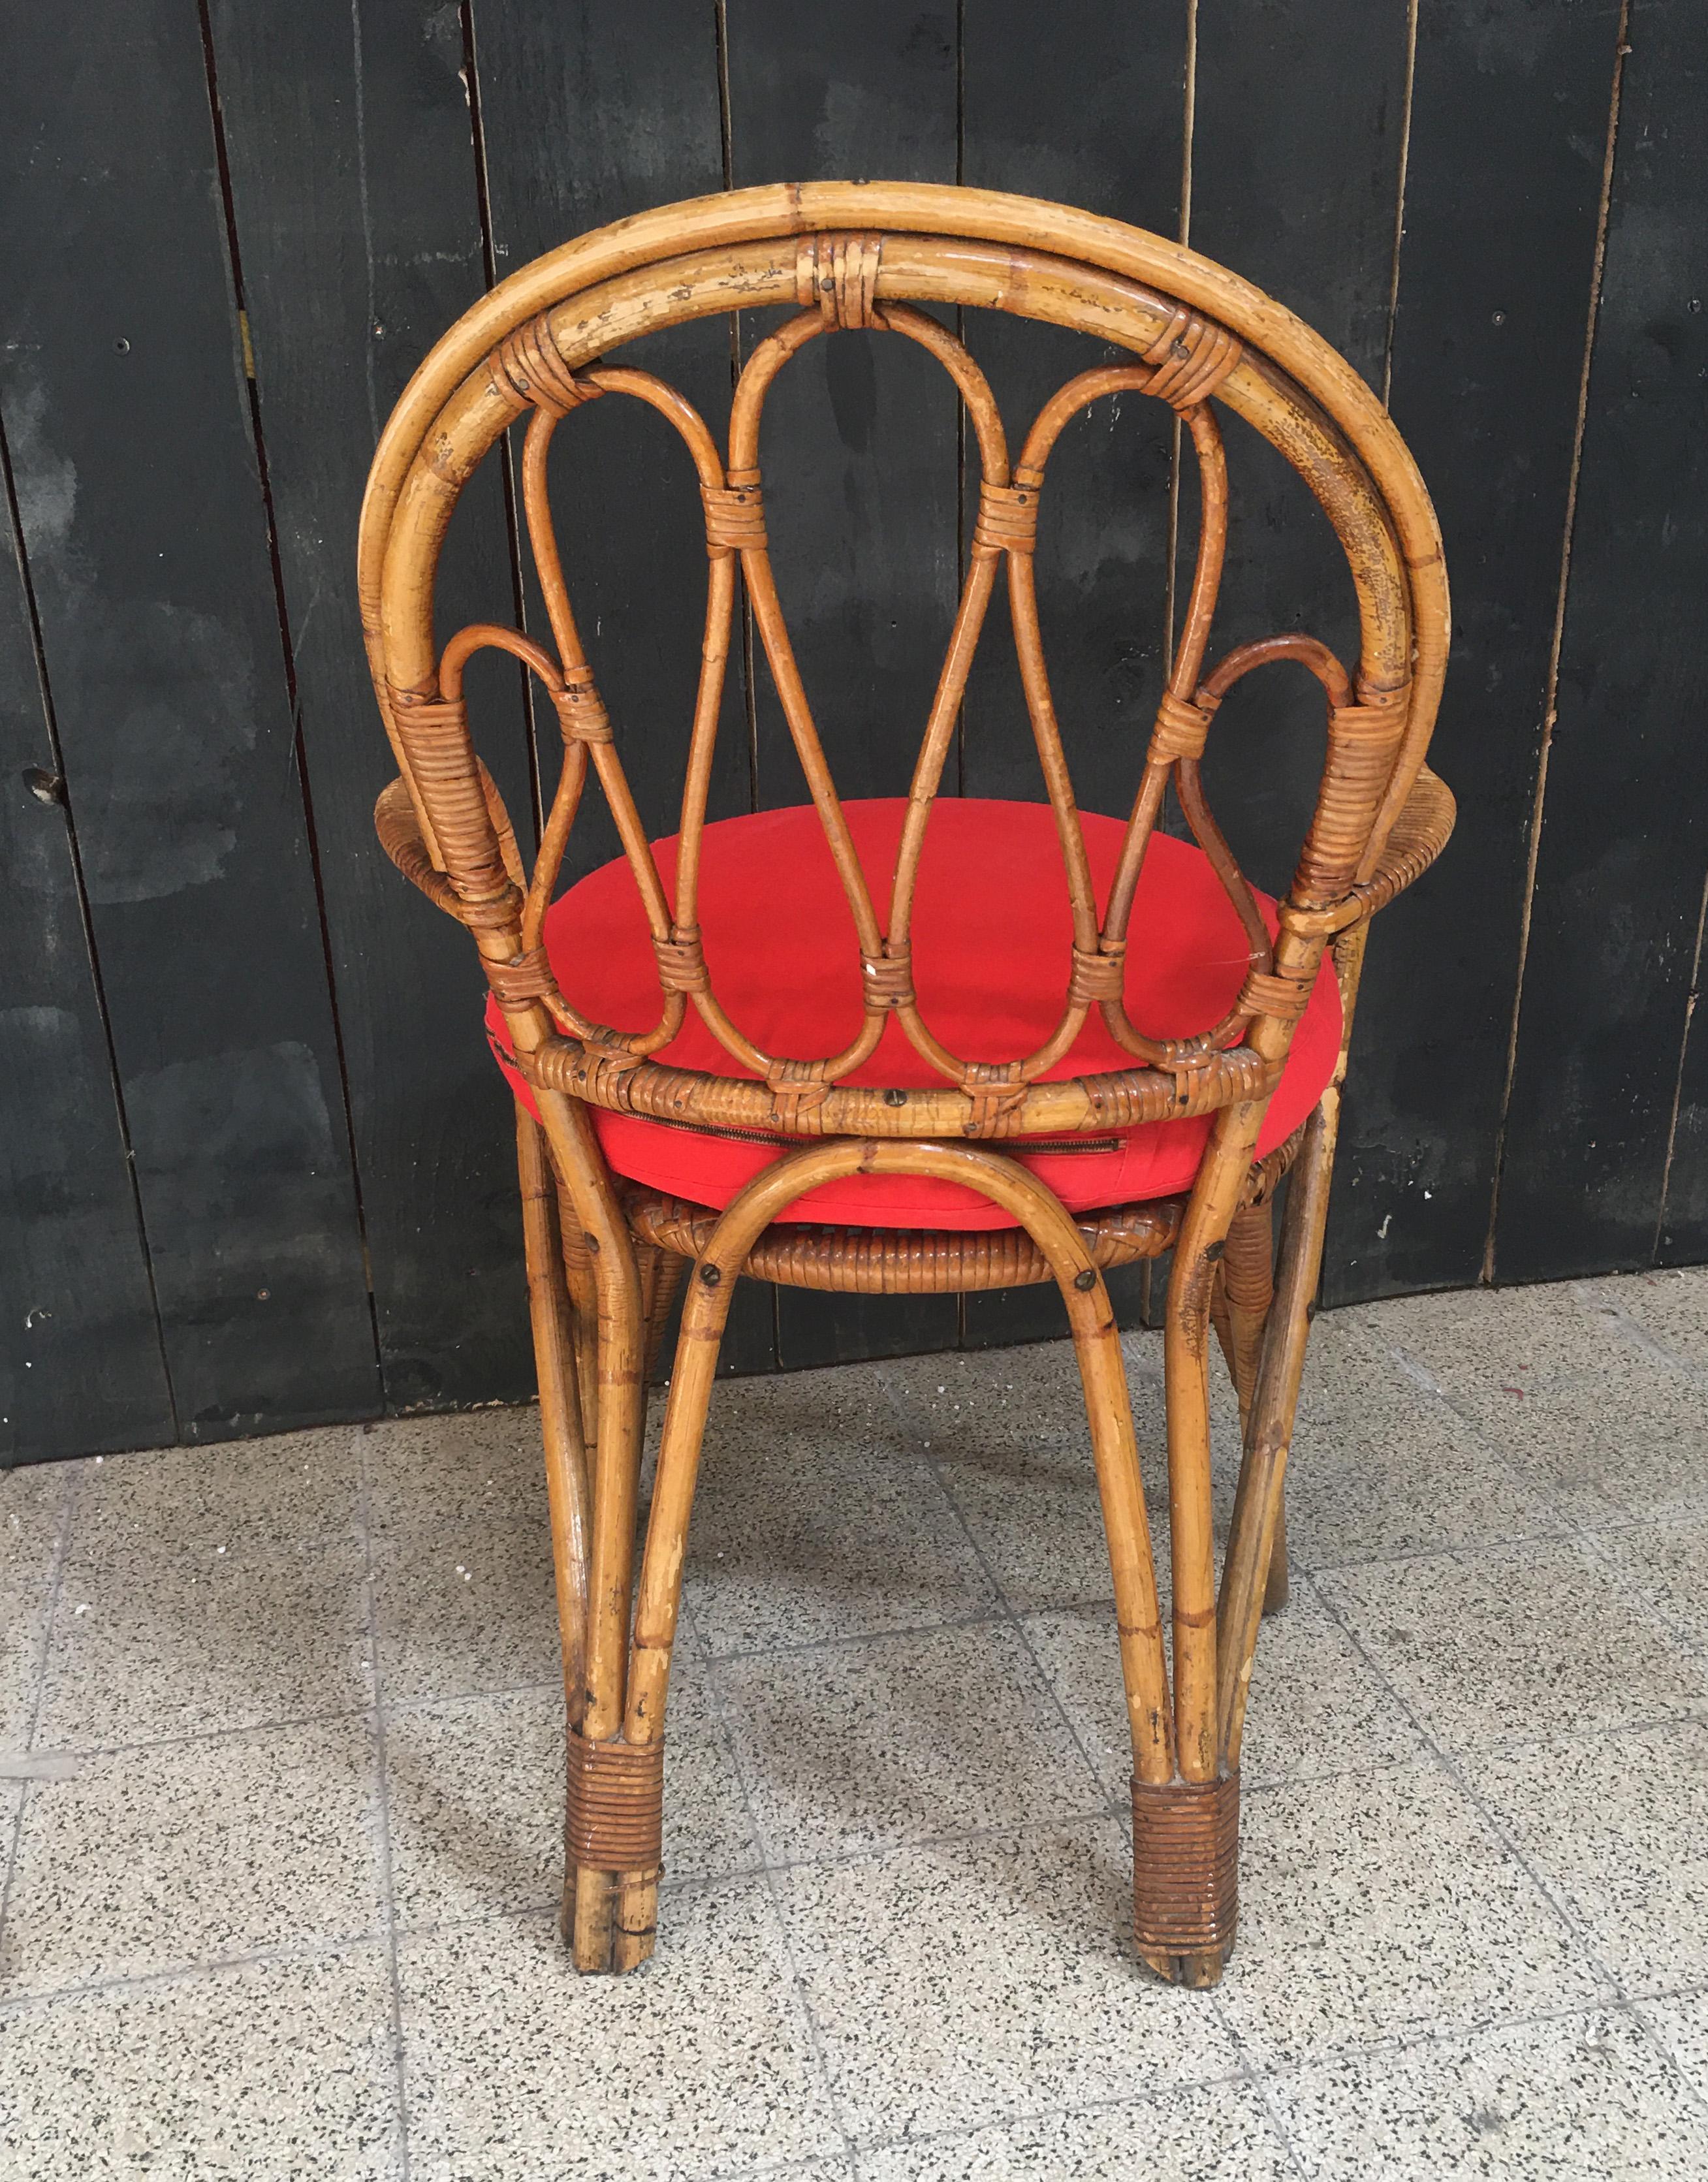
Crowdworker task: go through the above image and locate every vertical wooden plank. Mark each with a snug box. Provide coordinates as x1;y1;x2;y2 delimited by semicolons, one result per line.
726;0;961;808
1186;1;1412;917
1329;1;1622;1304
0;443;175;1463
0;7;379;1437
471;0;776;1374
207;0;541;1413
959;0;1185;817
472;0;751;879
727;0;962;1368
958;0;1186;1348
1184;1;1409;1325
1498;0;1708;1281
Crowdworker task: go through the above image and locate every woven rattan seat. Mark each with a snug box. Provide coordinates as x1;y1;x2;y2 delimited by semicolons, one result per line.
360;181;1453;1991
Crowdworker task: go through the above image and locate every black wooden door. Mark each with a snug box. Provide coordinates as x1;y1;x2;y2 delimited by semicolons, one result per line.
4;2;1699;1462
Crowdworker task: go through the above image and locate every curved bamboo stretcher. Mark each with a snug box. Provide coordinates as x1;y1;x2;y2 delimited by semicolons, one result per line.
358;182;1453;1989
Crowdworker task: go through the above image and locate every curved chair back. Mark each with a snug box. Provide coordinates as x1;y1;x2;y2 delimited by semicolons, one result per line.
359;182;1451;1147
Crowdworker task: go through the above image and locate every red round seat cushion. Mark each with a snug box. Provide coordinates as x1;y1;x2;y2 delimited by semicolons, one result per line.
486;798;1341;1231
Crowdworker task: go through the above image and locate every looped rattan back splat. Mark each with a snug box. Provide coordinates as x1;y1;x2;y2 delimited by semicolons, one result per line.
370;203;1438;1141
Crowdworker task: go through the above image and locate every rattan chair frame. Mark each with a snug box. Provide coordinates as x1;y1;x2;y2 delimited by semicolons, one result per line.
358;182;1453;1989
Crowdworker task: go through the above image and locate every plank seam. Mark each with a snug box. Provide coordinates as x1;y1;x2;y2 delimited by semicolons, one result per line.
1654;864;1708;1259
1482;0;1632;1285
460;1;544;843
1380;0;1420;410
196;0;382;1376
0;382;178;1444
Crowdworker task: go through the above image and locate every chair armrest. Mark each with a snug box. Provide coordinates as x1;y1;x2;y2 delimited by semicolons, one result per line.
375;774;463;916
375;765;526;923
1352;763;1455;921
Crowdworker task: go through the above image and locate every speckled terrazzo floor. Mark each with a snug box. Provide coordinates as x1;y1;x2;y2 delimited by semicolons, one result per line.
3;1265;1707;2179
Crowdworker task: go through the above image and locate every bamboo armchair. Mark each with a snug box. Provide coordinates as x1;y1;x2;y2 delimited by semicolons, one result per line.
359;182;1453;1989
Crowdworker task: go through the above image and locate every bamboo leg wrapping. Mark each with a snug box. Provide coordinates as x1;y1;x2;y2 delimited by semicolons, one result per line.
564;1733;665;1968
1131;1773;1240;1979
566;1736;665;1866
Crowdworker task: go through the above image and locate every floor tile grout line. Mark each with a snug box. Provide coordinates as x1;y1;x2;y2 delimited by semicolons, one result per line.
10;1701;380;1765
1383;1288;1708;1398
373;1733;1449;1938
382;1674;565;1715
680;1586;864;2171
843;2061;1261;2163
1629;1993;1708;2128
1574;1525;1708;1671
356;1423;414;2182
383;1861;776;1944
1590;1283;1708;1385
1357;1317;1708;1671
1295;1518;1576;1579
699;1602;1034;1669
702;2145;862;2182
1312;1525;1708;1701
832;1980;1703;2161
872;1359;1120;1818
744;1801;1124;1885
1429;1376;1669;1533
12;1274;1708;2158
8;1880;1697;2076
0;1925;390;2016
1243;1989;1686;2092
863;1331;1692;2038
1325;1696;1708;1773
1306;1418;1708;1703
1332;1329;1605;1534
1395;1316;1707;1533
1205;1567;1356;2172
1207;1992;1314;2179
0;1461;79;1970
1308;1574;1638;2013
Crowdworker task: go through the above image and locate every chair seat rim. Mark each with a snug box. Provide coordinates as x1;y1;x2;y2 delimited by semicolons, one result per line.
607;1120;1303;1293
525;1032;1276;1143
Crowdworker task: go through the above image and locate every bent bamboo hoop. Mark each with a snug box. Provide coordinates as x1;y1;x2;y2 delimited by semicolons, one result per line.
359;182;1453;1991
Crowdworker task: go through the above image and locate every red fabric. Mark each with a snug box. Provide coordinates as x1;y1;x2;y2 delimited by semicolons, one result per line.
486;798;1340;1230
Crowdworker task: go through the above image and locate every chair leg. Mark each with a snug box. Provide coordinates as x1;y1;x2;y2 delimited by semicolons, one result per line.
607;1256;750;1965
516;1111;591;1728
1217;1094;1338;1778
641;1247;689;1389
556;1186;601;1453
1057;1270;1197;1982
1139;1105;1272;1989
531;1088;654;1974
1222;1202;1274;1420
1223;1201;1286;1615
1262;1502;1290;1615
